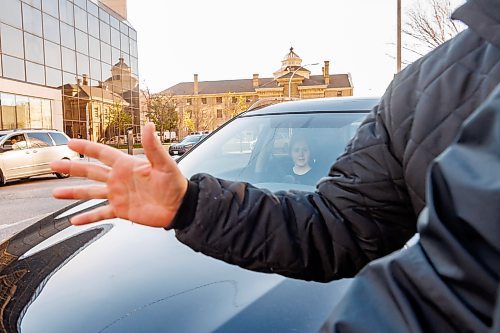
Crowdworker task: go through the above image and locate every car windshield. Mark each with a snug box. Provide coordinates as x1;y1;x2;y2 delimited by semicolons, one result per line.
181;135;203;143
179;112;367;192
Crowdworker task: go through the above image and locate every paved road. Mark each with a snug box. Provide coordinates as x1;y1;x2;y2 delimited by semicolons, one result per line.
0;174;98;242
0;152;151;242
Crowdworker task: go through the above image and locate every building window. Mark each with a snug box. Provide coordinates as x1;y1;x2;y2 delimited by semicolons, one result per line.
60;22;76;50
22;3;43;37
42;13;60;43
29;97;43;128
16;96;30;129
201;98;207;104
232;96;237;103
42;0;58;18
1;93;16;129
0;94;52;130
100;21;111;44
41;99;52;128
26;61;46;85
45;40;62;69
59;0;75;25
45;67;62;87
2;55;25;81
76;29;89;54
1;24;24;58
186;98;192;106
216;109;222;118
74;5;88;32
216;97;222;104
88;13;99;38
24;33;44;64
337;91;342;96
89;36;100;59
0;0;22;29
61;47;77;73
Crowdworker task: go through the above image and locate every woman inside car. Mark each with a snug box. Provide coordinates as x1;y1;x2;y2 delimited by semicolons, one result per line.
287;135;317;185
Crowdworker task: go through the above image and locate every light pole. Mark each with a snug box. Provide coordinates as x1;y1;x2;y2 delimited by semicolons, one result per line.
397;0;402;73
288;62;319;99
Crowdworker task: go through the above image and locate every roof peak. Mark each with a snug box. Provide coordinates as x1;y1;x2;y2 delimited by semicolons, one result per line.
284;46;301;61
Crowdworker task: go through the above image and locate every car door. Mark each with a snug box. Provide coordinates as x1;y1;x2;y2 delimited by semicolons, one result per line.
26;132;56;174
0;133;34;179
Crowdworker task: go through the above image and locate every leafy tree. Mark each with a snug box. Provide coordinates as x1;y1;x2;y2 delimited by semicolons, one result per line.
403;0;465;63
224;94;249;119
108;102;132;144
184;114;195;133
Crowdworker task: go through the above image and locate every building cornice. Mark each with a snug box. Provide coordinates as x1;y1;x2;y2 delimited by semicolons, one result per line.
255;87;284;92
298;85;328;90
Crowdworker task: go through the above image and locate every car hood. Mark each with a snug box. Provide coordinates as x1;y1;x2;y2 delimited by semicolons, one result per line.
0;200;352;333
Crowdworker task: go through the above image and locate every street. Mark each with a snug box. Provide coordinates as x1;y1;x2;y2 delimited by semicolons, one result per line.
0;175;99;242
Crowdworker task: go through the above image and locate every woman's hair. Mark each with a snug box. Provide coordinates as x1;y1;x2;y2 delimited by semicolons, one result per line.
289;134;311;153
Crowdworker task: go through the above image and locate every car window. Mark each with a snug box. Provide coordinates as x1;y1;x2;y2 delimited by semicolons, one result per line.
27;132;54;148
4;134;29;150
49;132;70;145
179;112;367;192
182;135;203;144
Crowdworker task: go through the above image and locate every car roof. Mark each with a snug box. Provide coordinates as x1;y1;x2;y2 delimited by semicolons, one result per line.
243;96;380;116
0;129;60;134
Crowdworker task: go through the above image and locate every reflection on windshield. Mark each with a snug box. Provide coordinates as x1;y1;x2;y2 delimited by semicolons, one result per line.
182;135;203;143
179;112;367;192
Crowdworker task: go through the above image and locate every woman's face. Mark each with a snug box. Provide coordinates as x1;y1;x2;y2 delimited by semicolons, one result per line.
291;141;310;167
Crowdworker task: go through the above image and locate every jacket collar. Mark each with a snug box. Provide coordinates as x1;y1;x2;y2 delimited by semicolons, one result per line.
452;0;500;49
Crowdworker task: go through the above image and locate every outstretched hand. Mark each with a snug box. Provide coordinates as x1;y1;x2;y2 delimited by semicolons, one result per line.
51;123;188;228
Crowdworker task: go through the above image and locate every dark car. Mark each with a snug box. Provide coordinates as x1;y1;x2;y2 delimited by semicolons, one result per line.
0;97;379;332
168;133;207;156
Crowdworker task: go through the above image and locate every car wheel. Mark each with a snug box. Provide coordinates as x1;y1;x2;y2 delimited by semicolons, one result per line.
55;158;70;179
0;169;5;186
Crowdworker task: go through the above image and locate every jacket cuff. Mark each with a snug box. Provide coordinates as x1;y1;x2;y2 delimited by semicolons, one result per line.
166;179;199;230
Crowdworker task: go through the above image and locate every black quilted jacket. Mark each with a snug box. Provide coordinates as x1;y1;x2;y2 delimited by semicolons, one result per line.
171;0;500;282
323;84;500;333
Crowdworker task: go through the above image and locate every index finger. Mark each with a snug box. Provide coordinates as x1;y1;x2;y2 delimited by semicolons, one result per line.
68;139;125;167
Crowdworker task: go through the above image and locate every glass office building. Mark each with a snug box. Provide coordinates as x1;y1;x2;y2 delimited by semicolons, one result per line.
0;0;139;141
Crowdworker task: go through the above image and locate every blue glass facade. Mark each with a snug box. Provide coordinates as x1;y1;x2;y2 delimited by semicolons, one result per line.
0;0;139;141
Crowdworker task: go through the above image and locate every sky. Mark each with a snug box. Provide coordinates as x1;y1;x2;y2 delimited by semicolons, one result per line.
126;0;463;96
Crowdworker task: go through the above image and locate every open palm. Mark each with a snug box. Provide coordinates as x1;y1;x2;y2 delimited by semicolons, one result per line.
51;123;187;227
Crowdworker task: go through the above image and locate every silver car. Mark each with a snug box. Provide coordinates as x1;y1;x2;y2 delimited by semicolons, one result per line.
0;129;80;184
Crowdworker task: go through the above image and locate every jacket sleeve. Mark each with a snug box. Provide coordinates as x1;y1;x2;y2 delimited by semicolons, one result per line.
321;83;500;333
171;84;417;282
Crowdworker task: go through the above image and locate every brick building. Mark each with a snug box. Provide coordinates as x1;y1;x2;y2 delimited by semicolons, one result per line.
162;48;353;137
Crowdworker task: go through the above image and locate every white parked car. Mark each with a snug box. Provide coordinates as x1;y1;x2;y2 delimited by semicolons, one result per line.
0;129;80;184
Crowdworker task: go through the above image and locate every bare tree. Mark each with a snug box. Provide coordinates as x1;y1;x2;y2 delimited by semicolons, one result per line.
142;88;179;142
403;0;465;60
